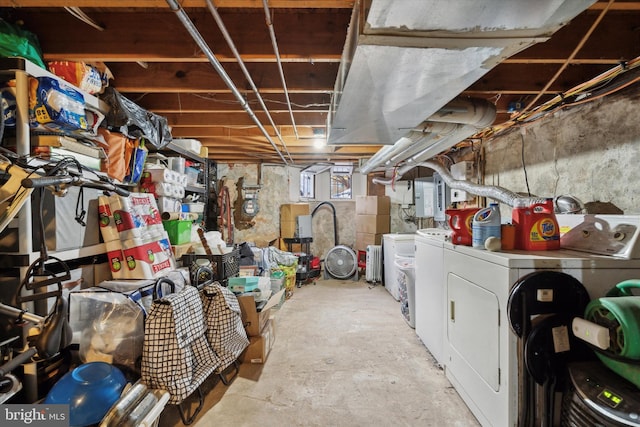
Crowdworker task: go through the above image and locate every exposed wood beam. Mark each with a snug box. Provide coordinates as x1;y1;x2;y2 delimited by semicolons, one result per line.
10;10;351;61
105;62;338;93
164;111;327;126
131;92;331;112
1;1;354;8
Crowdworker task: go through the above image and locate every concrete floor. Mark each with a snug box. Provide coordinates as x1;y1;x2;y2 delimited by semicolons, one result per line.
160;278;480;426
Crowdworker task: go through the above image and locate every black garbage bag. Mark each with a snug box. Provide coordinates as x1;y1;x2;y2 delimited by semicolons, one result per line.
101;87;172;149
238;242;255;266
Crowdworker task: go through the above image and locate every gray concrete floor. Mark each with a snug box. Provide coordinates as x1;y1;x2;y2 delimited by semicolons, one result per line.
161;278;480;426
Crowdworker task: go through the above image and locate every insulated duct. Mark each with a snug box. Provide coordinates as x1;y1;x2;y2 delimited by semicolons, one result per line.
372;160;521;207
359;97;496;174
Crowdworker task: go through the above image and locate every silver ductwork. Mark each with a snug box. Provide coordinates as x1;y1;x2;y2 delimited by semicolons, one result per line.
359;97;496;174
372;160;521;207
330;0;596;161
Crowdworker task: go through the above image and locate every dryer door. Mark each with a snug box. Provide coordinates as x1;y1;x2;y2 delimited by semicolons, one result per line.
447;272;500;391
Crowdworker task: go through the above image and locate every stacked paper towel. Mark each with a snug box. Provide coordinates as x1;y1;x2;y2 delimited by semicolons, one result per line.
139;166;187;214
98;193;176;279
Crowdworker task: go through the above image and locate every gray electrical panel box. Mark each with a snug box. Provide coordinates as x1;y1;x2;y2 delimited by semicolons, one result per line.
433;173;450;222
296;215;313;238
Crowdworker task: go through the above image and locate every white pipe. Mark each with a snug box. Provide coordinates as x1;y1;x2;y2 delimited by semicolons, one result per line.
205;0;293;163
359;98;496;174
166;0;288;164
262;0;299;139
372;160;521;207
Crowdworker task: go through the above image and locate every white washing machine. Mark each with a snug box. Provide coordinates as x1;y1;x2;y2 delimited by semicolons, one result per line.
382;234;415;301
414;228;451;366
443;242;640;427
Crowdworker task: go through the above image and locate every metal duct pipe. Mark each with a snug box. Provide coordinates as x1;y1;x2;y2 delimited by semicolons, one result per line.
262;0;299;139
372;160;521;207
205;0;293;163
360;122;459;174
166;0;288;164
359;98;496;174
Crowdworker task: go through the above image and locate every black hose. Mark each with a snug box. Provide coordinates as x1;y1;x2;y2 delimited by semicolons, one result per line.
311;201;337;247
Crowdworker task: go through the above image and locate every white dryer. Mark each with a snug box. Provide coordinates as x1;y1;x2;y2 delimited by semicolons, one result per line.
382;233;415;301
442;244;640;427
414;228;451;367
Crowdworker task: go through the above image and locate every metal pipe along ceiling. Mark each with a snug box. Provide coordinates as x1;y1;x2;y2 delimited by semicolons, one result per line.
165;0;288;164
205;0;293;163
359;97;496;174
262;0;299;140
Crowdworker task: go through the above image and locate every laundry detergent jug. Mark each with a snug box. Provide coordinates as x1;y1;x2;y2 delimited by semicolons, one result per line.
446;208;479;246
472;203;501;250
512;198;560;250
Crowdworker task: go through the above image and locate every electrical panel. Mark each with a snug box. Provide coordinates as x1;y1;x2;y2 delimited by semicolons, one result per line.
450;161;475;203
433;173;450;222
414;177;434;218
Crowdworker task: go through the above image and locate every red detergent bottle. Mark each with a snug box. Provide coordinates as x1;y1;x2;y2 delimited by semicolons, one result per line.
446;208;479;246
512;198;560;250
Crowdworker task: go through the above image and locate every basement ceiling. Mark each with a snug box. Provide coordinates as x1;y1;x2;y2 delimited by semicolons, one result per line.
0;0;639;166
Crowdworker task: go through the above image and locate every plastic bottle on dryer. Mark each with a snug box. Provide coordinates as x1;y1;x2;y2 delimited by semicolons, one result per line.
472;203;501;250
512;198;560;250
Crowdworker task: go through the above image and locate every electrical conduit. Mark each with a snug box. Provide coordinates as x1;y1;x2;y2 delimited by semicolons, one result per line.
205;0;293;163
262;0;299;140
166;0;288;164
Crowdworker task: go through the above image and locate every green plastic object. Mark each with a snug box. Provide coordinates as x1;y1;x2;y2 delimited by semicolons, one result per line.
270;270;285;279
162;220;192;245
0;20;46;69
585;285;640;388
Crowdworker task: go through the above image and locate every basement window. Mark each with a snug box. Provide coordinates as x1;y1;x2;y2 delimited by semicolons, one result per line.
300;171;315;199
330;164;353;199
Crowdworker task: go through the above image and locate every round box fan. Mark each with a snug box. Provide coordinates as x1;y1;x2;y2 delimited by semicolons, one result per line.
324;245;358;280
311;201;358;281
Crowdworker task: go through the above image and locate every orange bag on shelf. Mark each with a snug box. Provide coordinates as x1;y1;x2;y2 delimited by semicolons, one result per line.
97;127;134;182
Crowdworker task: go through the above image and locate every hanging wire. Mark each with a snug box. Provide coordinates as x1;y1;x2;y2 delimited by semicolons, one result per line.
63;7;104;31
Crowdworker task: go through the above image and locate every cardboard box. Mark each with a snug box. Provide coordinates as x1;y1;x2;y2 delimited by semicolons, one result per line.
356;196;390;215
280;220;297;239
356;232;384;251
356;214;390;234
241;318;276;364
280;203;310;222
237;288;285;337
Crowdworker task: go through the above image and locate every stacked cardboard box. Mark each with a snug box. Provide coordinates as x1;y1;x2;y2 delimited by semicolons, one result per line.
355;196;390;251
280;203;310;238
237;289;285;364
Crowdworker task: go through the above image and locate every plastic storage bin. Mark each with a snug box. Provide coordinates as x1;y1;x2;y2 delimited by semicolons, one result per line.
395;255;416;328
162;220;192;245
228;276;260;293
